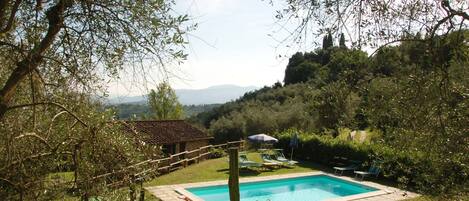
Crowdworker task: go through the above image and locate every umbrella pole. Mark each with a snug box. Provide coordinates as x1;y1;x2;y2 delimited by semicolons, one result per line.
290;147;294;161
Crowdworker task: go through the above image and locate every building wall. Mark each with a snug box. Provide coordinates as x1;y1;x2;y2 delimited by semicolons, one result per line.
161;140;209;156
185;140;209;151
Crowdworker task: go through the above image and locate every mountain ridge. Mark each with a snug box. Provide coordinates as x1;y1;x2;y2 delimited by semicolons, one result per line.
107;85;259;105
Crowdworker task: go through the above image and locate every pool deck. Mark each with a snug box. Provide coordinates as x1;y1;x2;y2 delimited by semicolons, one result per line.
145;171;420;201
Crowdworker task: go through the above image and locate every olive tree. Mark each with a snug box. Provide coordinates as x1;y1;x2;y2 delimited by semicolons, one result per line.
272;0;468;48
273;0;469;176
0;0;192;200
0;0;192;119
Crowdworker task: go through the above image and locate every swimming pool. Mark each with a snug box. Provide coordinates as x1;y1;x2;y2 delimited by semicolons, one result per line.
186;175;378;201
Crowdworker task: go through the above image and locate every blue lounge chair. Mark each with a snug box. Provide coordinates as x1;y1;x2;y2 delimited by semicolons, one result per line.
272;149;298;165
238;154;262;169
260;153;282;169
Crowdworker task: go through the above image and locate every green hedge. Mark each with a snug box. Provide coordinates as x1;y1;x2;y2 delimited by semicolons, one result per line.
275;131;468;194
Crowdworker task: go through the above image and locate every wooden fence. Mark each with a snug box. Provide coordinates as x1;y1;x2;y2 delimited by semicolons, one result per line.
12;140;245;201
96;140;245;187
161;140;244;172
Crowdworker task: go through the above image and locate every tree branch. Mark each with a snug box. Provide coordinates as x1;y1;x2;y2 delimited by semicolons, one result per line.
0;177;18;190
0;0;70;120
15;132;52;150
0;0;21;34
0;41;26;57
0;0;9;28
442;0;469;20
369;38;427;58
7;101;89;128
0;151;73;172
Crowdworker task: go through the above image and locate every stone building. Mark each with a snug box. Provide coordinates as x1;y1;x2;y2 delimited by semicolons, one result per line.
122;120;212;155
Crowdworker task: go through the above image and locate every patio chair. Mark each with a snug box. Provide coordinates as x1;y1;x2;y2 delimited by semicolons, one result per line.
272;149;298;165
354;164;380;180
238;154;262;169
333;162;360;175
260;153;282;169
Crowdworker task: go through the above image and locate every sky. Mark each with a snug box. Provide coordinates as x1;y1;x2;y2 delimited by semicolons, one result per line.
106;0;308;97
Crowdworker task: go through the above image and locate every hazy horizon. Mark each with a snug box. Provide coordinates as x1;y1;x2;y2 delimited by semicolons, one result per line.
105;0;308;97
108;84;260;105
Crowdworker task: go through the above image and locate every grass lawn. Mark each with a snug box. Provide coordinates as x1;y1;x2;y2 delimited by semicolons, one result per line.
48;152;318;200
144;153;469;201
145;152;320;186
48;172;159;201
48;171;75;182
51;152;467;201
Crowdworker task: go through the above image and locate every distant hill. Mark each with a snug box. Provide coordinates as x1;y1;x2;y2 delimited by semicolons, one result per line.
107;103;221;120
107;84;259;105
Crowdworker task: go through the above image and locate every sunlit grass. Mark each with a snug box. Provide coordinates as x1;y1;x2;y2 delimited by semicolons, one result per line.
47;172;159;201
145;152;319;186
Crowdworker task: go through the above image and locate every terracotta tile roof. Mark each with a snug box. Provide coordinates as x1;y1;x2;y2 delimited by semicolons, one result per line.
121;120;212;144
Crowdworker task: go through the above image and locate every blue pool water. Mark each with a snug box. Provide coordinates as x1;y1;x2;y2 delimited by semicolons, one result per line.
186;175;377;201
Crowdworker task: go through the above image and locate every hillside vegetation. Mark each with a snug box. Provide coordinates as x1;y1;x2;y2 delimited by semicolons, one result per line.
188;31;469;195
193;31;468;166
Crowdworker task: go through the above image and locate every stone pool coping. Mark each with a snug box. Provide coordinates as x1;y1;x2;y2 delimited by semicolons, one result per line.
145;171;419;201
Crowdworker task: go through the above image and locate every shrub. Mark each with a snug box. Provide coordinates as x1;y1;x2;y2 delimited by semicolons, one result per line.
209;148;226;159
274;130;469;194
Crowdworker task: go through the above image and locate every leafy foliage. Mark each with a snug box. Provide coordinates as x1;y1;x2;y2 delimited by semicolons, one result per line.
273;0;468;49
209;148;226;159
0;94;158;200
312;81;360;134
284;34;368;85
192;31;469;193
0;1;192;200
275;130;469;194
147;82;183;120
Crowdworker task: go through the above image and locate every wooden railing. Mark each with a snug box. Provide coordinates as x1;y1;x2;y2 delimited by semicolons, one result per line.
96;140;245;187
24;141;245;200
159;140;244;172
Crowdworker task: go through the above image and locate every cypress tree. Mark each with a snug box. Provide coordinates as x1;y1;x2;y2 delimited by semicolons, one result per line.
322;35;328;50
339;33;346;48
327;32;334;48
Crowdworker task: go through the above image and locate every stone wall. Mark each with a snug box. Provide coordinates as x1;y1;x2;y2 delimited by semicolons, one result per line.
185;140;209;151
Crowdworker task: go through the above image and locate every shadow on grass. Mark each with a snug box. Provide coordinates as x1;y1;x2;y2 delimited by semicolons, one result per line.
217;167;265;176
296;160;330;172
217;168;229;172
239;170;262;176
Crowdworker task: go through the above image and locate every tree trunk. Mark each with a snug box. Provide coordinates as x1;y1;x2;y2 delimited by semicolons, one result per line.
0;0;69;120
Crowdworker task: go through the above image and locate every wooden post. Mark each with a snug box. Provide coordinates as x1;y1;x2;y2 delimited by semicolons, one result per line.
228;148;240;201
155;161;159;175
129;176;136;201
138;179;145;201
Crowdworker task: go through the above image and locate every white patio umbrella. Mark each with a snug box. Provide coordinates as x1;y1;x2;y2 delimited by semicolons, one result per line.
247;133;278;143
